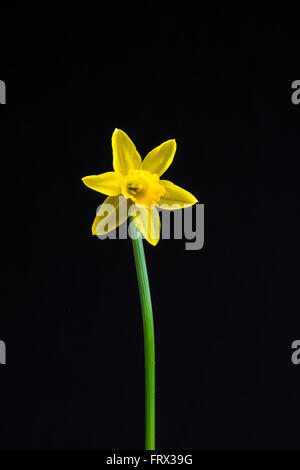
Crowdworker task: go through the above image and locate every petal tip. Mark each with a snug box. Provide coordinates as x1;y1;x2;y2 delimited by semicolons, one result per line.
145;237;159;246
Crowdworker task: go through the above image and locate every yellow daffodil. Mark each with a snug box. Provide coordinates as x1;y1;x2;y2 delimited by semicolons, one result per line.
82;129;198;245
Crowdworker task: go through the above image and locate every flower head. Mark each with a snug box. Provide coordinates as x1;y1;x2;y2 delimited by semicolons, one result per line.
82;129;198;245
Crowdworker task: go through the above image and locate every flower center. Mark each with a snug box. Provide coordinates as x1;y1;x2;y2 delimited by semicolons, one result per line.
122;170;166;207
127;181;145;197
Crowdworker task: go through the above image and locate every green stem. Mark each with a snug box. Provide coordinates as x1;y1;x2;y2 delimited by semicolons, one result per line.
130;217;155;451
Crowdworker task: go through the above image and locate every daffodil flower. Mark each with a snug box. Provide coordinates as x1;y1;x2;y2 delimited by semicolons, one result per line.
82;129;199;451
82;129;198;245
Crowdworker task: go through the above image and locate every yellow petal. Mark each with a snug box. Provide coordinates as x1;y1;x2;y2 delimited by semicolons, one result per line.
140;140;177;176
112;129;142;176
130;205;161;246
82;172;123;196
158;180;198;209
92;195;130;236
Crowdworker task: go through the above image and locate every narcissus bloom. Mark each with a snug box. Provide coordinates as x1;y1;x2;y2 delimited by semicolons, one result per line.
82;129;198;245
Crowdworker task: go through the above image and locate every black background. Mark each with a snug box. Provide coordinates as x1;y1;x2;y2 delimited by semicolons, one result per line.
0;6;300;450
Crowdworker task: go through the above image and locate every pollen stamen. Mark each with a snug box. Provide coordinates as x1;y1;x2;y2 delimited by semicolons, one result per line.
123;170;166;207
127;182;145;196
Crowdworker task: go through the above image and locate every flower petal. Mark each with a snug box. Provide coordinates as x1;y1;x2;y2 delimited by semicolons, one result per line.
92;195;130;236
82;172;123;196
158;180;198;209
112;129;142;176
140;140;177;176
130;205;161;246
